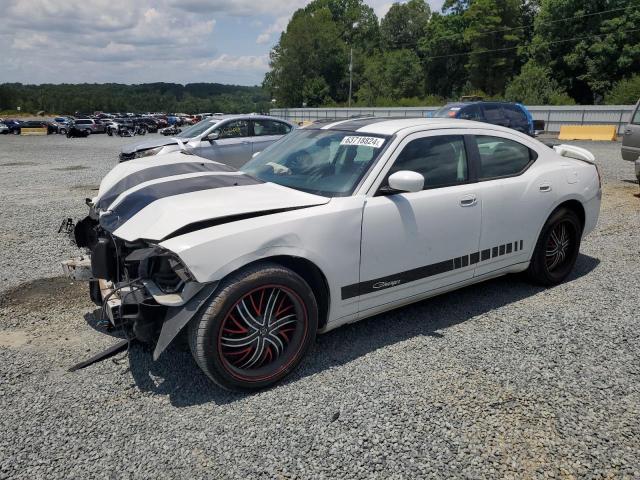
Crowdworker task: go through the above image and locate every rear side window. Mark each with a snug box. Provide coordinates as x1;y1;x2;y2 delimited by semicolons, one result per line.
76;120;91;125
388;135;468;189
503;105;527;124
475;135;537;179
632;106;640;125
482;104;504;122
253;120;291;136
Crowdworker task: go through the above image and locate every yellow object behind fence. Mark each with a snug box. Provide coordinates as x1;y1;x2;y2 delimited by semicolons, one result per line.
20;127;48;136
558;125;617;141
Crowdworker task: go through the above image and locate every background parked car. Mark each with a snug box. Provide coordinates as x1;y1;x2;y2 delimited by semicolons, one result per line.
621;98;640;183
432;101;539;136
73;118;105;134
3;120;22;135
120;115;294;164
0;122;9;134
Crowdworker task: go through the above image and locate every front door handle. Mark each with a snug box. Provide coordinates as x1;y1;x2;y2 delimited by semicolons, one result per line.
624;129;632;135
460;195;477;207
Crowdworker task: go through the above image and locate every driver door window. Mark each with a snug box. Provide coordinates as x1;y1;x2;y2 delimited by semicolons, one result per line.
386;135;468;190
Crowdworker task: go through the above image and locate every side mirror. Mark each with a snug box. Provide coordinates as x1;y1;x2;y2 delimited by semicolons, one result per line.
205;131;220;142
387;170;424;193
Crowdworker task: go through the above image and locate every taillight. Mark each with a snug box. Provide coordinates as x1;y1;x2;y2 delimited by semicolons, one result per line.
447;111;456;118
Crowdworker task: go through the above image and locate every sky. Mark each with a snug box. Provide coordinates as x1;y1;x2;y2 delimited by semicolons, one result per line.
0;0;444;86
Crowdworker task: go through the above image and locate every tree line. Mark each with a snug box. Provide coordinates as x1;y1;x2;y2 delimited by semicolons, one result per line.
263;0;640;107
0;83;271;115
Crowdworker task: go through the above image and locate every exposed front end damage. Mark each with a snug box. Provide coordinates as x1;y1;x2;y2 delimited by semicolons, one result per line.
60;151;330;367
63;209;216;359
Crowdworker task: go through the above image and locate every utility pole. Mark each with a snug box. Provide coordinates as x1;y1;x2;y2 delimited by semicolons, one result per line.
348;46;353;108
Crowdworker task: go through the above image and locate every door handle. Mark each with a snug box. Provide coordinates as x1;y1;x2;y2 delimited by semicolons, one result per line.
539;183;552;192
460;195;477;207
624;129;632;135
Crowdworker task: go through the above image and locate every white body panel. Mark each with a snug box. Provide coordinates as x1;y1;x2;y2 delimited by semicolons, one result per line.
97;119;601;331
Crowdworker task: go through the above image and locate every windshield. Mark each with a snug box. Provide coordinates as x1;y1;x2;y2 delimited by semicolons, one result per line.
176;119;216;139
241;129;388;197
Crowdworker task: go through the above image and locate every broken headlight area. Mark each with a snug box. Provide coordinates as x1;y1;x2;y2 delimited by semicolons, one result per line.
62;216;201;345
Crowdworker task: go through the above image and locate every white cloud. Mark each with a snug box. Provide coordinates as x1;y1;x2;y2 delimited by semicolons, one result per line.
256;16;289;45
198;54;269;71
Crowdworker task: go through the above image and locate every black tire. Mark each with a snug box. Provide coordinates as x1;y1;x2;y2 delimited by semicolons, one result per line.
84;129;91;135
107;129;113;136
527;207;582;286
188;262;318;391
59;128;67;135
13;129;20;135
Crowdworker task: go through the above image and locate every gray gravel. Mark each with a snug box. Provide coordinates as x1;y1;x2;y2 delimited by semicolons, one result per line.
0;133;639;479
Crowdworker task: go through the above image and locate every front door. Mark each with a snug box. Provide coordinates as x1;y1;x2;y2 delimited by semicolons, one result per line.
194;120;252;168
355;133;482;315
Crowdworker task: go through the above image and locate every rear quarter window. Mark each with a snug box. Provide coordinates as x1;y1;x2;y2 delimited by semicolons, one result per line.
475;135;537;179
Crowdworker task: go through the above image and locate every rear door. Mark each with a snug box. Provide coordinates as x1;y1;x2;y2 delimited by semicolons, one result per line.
481;104;509;128
251;119;292;154
622;100;640;161
194;119;252;168
470;133;556;277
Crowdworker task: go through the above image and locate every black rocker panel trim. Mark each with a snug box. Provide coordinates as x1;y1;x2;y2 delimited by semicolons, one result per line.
341;240;524;300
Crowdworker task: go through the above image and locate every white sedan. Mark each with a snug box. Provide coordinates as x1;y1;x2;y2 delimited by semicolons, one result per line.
65;118;601;391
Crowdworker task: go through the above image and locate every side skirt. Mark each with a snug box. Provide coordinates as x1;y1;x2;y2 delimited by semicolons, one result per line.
322;261;530;333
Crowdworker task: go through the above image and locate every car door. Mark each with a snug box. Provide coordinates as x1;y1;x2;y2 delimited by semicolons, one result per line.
622;99;640;161
470;133;557;277
356;132;482;315
481;104;509;128
194;120;252;168
251;119;292;155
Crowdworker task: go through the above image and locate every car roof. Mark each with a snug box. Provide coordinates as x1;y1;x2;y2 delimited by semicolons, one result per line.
308;117;525;136
204;114;293;125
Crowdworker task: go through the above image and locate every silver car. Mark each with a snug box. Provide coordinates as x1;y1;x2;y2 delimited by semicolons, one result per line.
119;114;294;167
621;99;640;183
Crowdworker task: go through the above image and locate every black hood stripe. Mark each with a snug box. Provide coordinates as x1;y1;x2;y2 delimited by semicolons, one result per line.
97;161;236;210
99;174;262;232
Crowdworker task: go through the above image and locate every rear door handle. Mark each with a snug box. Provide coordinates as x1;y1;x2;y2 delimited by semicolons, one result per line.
460;195;477;207
539;183;552;192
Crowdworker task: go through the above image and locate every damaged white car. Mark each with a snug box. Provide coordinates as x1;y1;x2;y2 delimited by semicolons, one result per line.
63;118;601;391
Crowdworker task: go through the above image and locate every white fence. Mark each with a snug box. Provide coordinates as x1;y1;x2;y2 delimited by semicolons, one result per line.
270;105;636;134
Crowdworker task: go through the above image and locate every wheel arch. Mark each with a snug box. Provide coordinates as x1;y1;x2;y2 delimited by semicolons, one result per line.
236;255;330;330
553;199;585;230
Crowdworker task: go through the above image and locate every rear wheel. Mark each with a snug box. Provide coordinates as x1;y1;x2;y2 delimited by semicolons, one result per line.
527;207;582;286
188;262;318;391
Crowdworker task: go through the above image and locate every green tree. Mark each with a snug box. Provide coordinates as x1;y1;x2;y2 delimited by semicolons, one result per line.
380;0;431;50
463;0;525;96
504;61;574;104
529;0;638;103
357;49;423;104
606;75;640;104
419;11;469;98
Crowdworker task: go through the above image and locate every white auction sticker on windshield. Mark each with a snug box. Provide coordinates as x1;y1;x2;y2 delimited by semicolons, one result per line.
340;136;385;148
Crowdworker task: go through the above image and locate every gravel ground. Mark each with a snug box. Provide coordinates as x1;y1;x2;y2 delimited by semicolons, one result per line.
0;133;639;479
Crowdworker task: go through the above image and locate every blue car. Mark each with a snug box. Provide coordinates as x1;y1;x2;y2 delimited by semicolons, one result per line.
432;101;536;136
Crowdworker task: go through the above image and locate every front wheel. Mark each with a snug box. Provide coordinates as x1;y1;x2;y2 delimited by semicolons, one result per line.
188;262;318;391
527;207;582;286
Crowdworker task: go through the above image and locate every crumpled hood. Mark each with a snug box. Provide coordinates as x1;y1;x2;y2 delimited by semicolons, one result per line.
94;151;329;242
121;136;186;155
